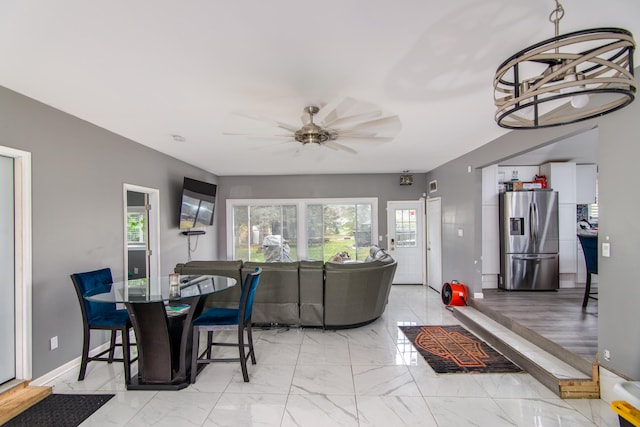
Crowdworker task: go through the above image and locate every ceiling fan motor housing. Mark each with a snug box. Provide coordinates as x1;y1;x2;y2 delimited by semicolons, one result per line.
295;105;330;144
295;124;330;144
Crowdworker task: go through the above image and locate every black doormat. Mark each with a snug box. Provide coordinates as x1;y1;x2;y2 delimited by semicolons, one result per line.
399;325;522;374
5;393;114;427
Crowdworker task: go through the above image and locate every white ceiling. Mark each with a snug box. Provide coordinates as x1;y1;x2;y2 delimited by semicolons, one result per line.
1;1;638;176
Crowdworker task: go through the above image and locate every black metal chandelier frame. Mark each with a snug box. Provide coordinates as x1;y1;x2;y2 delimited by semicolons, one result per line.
494;7;636;129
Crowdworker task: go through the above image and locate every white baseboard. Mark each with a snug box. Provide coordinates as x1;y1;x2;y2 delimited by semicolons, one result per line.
599;366;627;404
481;274;498;289
30;341;111;386
31;331;135;386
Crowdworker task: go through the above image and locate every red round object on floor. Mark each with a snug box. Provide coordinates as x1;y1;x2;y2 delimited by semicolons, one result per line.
441;281;468;306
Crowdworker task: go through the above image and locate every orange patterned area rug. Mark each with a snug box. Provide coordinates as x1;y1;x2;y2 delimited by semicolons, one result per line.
399;325;522;374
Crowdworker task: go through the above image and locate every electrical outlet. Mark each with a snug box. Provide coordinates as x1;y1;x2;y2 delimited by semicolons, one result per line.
50;336;58;350
603;349;611;361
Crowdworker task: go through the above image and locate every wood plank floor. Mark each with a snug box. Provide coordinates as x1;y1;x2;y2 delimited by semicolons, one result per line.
475;288;598;363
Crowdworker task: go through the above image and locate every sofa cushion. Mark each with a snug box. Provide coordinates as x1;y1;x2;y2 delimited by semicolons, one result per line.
299;260;324;326
242;261;300;325
174;260;243;309
324;259;397;328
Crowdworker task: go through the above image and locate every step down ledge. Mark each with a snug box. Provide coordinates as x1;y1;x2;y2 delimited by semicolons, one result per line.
0;383;52;425
453;306;598;399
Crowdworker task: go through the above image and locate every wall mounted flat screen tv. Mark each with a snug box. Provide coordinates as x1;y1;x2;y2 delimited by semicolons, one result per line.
179;177;217;230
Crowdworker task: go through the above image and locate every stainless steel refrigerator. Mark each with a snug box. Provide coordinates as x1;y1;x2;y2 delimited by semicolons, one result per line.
499;190;559;290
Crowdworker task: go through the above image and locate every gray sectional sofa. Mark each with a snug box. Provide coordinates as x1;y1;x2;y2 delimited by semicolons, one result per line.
174;248;397;329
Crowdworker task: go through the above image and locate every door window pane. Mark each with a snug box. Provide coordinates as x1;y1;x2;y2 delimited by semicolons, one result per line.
127;213;144;243
395;209;417;247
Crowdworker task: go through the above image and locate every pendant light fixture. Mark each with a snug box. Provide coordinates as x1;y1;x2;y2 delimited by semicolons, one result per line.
494;1;637;129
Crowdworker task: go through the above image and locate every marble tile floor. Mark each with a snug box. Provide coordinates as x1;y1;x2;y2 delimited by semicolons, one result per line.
45;285;619;426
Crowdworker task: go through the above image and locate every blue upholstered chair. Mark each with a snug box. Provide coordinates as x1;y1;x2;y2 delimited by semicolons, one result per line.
578;235;598;308
71;268;137;382
191;267;262;383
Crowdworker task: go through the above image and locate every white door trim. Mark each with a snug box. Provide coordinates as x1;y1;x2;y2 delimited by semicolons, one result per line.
0;145;32;382
426;197;443;292
123;185;161;280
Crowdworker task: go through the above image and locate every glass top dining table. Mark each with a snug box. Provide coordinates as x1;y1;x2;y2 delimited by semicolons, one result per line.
84;274;236;304
83;274;237;390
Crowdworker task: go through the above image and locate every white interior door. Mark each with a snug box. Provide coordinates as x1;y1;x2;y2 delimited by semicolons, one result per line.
427;197;442;291
0;155;15;384
387;200;425;284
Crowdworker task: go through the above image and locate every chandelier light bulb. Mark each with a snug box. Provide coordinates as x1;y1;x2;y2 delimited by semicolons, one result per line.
571;93;589;109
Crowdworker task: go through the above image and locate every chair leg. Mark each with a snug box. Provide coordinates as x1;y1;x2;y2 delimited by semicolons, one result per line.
206;331;213;358
78;328;91;381
191;326;200;384
122;328;132;384
247;324;256;365
238;326;249;382
108;330;117;363
582;273;592;308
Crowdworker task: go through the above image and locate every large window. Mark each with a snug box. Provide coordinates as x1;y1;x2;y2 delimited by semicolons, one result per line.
227;198;377;262
232;204;297;262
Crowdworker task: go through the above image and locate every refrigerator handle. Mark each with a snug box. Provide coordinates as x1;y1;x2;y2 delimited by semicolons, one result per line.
529;202;535;243
533;202;539;242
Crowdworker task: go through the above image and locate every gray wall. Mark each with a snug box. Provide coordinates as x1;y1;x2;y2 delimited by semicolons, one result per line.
0;86;218;378
425;70;640;380
215;174;428;256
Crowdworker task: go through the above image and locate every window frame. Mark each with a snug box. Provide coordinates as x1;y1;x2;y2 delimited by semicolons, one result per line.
226;197;378;261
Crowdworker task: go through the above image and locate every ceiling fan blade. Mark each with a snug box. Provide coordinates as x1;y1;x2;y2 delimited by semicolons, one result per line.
341;115;401;133
223;131;293;138
274;121;300;133
231;111;299;133
324;141;358;154
335;136;395;144
315;97;358;125
323;110;382;128
301;110;311;125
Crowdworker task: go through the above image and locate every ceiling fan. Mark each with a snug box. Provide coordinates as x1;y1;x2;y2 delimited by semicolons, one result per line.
225;97;401;154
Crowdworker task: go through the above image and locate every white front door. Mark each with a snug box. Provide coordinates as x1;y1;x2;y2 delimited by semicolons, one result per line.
0;155;15;384
387;200;425;284
427;197;442;291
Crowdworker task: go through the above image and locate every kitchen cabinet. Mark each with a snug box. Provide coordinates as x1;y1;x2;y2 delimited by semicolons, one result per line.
482;165;500;278
539;162;577;277
540;162;576;204
576;164;597;204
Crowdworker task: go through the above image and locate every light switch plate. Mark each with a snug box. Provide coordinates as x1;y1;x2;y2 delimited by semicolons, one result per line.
602;242;611;257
